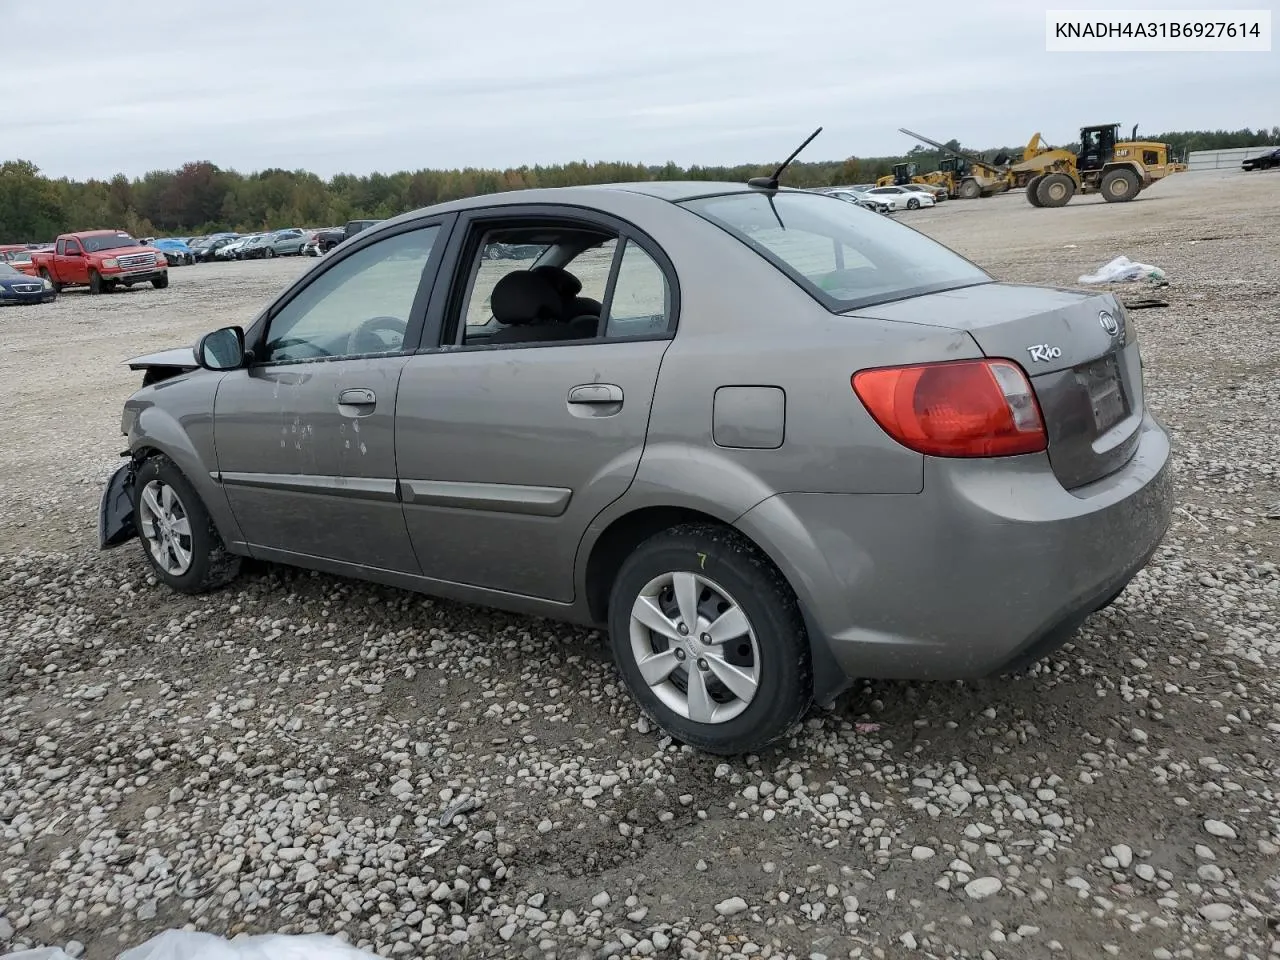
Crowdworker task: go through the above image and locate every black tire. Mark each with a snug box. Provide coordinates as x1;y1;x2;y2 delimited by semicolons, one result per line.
607;522;813;755
132;456;242;594
1025;175;1046;207
1101;166;1141;202
907;197;920;210
265;247;276;258
88;270;103;294
1036;172;1075;207
152;274;169;289
39;268;62;293
958;178;981;200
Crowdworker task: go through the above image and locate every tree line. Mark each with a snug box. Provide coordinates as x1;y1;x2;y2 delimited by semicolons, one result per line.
2;126;1275;243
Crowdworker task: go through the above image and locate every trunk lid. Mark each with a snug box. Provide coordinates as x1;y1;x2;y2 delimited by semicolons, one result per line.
846;282;1143;490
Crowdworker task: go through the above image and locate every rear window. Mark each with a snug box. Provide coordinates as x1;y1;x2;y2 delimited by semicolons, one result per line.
681;190;990;310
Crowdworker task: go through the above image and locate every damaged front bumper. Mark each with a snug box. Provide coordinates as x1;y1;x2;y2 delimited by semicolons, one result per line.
99;457;137;549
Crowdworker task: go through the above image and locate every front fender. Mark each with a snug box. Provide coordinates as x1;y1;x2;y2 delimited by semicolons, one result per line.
128;381;244;549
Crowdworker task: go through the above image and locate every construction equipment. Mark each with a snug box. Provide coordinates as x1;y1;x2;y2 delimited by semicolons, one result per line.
896;129;1011;199
1012;123;1184;207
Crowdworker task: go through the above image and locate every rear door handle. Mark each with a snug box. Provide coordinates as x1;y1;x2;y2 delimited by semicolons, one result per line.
337;388;376;406
567;383;623;405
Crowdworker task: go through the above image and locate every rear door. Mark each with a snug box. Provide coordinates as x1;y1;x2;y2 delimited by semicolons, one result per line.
394;205;677;602
211;216;453;571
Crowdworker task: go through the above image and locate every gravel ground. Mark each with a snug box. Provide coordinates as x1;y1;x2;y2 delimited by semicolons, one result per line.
1;169;1278;960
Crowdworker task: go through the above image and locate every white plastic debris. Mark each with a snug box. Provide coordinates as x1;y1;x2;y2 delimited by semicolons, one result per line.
115;931;383;960
1078;255;1166;284
3;950;77;960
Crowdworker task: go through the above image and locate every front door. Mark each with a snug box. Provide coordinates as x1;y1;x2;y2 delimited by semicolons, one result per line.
396;210;677;602
212;220;449;572
56;238;88;285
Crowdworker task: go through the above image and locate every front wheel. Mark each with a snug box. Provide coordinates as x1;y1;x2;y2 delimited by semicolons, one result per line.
265;247;276;258
152;274;169;289
39;268;62;293
133;456;241;593
88;270;104;294
607;523;813;755
1101;167;1141;202
907;197;920;210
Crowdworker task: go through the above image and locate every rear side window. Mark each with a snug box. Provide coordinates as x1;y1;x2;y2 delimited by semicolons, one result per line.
682;191;989;310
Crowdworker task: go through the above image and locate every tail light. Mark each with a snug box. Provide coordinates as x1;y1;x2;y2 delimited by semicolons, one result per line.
851;358;1047;458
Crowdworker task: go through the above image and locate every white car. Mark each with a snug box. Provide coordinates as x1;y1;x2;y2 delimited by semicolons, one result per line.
865;185;937;211
900;183;948;203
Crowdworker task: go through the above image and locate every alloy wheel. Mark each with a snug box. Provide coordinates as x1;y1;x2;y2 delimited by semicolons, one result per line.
628;571;761;725
138;479;194;576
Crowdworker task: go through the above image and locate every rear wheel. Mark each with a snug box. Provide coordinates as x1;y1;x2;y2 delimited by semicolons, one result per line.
1036;172;1075;207
88;270;104;294
133;456;241;594
1025;175;1046;207
958;178;981;199
607;523;813;755
1101;167;1141;202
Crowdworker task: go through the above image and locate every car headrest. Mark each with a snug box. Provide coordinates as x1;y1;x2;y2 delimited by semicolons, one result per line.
490;270;564;326
531;264;583;299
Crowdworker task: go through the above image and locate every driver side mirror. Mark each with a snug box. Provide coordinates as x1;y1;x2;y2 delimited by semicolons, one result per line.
195;325;247;371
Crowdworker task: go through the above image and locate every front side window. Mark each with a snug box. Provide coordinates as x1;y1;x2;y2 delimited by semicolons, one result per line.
262;225;440;363
681;190;990;311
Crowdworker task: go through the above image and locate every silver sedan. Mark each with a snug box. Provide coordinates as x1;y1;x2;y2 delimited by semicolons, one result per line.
99;181;1173;755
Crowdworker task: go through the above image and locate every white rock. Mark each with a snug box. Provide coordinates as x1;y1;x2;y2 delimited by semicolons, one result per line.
911;846;936;861
1198;903;1234;922
1110;844;1133;868
964;877;1002;900
1204;820;1237;840
1135;864;1157;882
296;863;319;884
591;891;611;910
715;896;749;917
900;932;918;950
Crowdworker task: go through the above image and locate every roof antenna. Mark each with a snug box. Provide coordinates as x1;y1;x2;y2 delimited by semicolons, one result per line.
749;126;823;191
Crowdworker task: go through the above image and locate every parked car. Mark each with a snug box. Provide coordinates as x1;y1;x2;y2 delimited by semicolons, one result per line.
235;235;274;260
308;227;345;255
865;185;937;211
810;187;891;215
1241;147;1280;171
31;230;169;294
97;181;1172;755
0;261;57;305
0;245;40;275
193;235;241;262
152;238;195;265
900;182;948;202
261;228;309;258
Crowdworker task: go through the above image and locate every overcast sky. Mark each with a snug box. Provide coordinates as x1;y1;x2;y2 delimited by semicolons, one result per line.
6;0;1275;180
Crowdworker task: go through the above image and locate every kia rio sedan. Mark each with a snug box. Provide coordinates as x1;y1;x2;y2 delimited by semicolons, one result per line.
98;181;1173;755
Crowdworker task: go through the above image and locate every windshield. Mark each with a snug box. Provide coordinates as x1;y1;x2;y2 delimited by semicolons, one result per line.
680;190;990;310
81;233;141;253
2;250;32;263
0;263;24;278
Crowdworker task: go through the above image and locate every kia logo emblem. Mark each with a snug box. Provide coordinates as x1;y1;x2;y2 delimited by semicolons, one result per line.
1099;310;1119;336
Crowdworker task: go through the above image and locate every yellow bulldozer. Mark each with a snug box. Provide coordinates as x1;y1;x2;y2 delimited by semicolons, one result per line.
1011;123;1185;207
896;129;1011;199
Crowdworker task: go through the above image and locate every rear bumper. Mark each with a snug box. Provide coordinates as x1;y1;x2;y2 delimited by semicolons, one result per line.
735;411;1173;686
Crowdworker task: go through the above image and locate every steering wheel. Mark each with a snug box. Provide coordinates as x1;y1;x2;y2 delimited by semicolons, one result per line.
346;316;407;356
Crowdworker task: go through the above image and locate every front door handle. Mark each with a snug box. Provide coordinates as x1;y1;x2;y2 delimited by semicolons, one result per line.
567;383;623;405
337;388;376;406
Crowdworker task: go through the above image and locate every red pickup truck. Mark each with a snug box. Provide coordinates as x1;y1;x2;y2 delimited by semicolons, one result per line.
31;231;169;294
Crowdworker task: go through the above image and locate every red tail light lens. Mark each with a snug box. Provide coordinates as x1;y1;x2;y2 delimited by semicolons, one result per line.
851;358;1047;458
